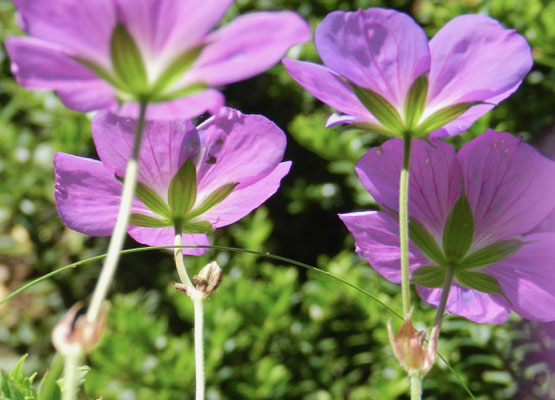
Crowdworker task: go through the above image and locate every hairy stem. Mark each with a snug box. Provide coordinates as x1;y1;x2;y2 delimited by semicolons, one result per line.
86;101;148;323
399;136;413;315
174;221;193;287
433;265;456;330
194;297;205;400
62;353;81;400
410;374;422;400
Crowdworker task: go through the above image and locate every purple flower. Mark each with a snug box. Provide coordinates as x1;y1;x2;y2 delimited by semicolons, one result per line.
284;8;532;137
54;107;291;255
6;0;311;119
340;130;555;323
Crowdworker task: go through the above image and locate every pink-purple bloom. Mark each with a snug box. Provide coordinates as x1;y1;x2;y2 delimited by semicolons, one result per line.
54;107;291;255
284;8;532;137
340;130;555;323
7;0;311;119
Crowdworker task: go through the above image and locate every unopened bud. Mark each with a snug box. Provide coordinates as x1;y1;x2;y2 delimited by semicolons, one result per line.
52;302;107;356
387;311;438;377
193;261;222;299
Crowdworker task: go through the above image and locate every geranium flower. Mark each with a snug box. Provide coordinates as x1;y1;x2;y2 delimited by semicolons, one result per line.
54;107;291;255
340;130;555;323
284;8;532;137
6;0;310;119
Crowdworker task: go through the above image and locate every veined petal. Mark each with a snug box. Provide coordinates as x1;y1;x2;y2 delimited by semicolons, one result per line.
56;80;116;112
92;112;200;198
195;108;287;200
53;153;149;236
416;284;510;324
484;233;555;322
339;211;429;284
356;139;462;239
426;14;532;118
13;0;115;68
127;226;209;256
193;12;311;86
458;130;555;248
201;162;291;228
315;8;430;109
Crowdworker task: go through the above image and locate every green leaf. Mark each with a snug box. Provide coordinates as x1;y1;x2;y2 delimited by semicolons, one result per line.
415;102;482;136
411;266;446;288
168;159;197;216
150;47;202;96
110;24;148;95
443;194;474;262
130;214;171;228
352;85;404;134
38;356;63;400
455;270;504;295
403;75;428;129
188;183;238;220
460;239;526;269
0;371;24;400
135;183;171;219
181;220;214;234
409;218;446;264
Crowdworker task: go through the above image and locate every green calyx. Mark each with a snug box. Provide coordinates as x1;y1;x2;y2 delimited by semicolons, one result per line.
352;74;483;138
409;192;524;298
74;24;205;103
128;158;237;234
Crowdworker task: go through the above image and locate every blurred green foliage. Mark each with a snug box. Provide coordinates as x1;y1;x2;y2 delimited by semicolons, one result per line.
0;0;554;399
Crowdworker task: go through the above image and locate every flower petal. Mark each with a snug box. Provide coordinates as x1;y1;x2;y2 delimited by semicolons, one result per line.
91;112;200;198
356;138;461;239
283;58;376;124
202;162;291;228
458;130;555;248
192;12;310;86
13;0;115;67
127;226;209;256
315;8;430;108
56;81;116;112
484;233;555;322
195;108;287;200
416;284;510;324
54;152;148;236
339;211;429;283
426;14;532;117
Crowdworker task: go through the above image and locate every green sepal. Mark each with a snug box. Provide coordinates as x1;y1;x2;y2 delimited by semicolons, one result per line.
181;220;214;234
130;214;171;228
411;266;445;288
153;82;207;102
150;47;203;96
455;270;505;296
73;57;127;92
188;182;238;220
352;122;396;137
403;75;428;129
442;194;474;262
110;24;148;95
409;218;446;264
135;183;171;219
168;158;197;216
352;85;404;134
460;239;525;269
414;102;482;136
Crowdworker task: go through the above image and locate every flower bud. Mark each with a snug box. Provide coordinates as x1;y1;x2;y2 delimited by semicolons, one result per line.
193;261;222;299
387;311;438;376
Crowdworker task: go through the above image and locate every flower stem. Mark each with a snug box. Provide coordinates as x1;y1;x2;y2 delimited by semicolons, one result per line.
174;221;193;287
410;374;422;400
399;136;413;315
194;297;205;400
86;101;148;323
62;353;81;400
433;265;455;330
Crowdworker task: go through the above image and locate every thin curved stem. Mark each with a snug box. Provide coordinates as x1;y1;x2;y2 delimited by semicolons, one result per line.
433;265;455;330
174;221;193;287
399;136;413;315
86;101;148;323
194;298;205;400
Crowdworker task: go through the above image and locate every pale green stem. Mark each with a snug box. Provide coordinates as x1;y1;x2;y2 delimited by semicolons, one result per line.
399;136;413;315
86;101;148;323
433;265;456;330
62;353;81;400
174;221;193;287
194;297;205;400
410;374;422;400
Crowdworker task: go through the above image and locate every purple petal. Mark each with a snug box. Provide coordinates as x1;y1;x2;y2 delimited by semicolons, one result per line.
356;138;462;239
91;112;200;198
114;89;225;121
13;0;115;68
315;8;430;108
339;211;429;284
426;15;532;118
326;114;357;128
195;108;287;197
484;233;555;322
282;58;376;124
56;81;116;112
416;284;510;324
458;130;555;248
202;162;291;228
54;153;149;236
192;12;311;86
128;226;209;256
